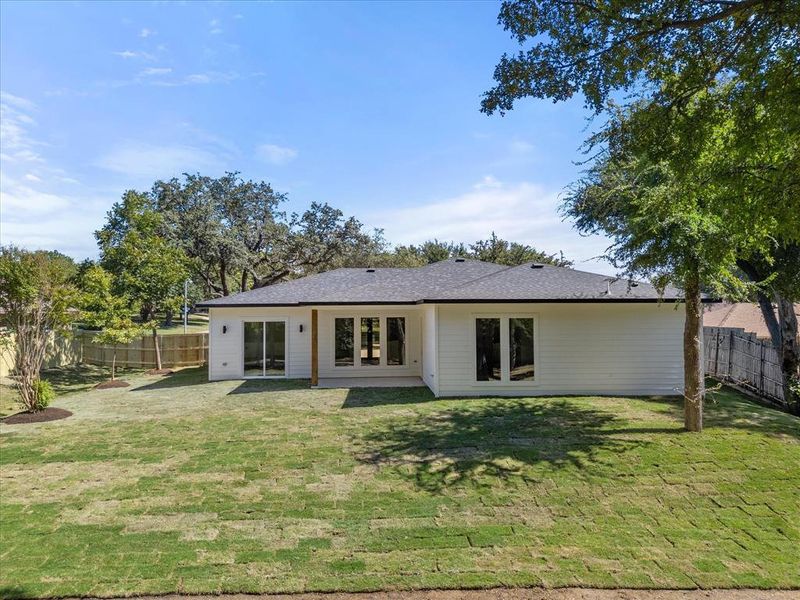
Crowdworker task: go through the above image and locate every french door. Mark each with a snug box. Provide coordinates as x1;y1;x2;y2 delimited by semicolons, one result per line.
243;320;287;378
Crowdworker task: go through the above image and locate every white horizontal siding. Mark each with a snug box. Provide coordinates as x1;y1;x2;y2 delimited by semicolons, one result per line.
208;307;311;380
435;302;684;397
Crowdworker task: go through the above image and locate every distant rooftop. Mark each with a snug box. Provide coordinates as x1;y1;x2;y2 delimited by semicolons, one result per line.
705;302;800;340
197;258;693;307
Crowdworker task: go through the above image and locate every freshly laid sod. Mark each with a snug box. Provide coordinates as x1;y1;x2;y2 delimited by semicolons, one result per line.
1;368;798;598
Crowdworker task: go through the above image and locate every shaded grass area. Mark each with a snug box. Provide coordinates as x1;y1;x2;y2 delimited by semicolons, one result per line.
0;364;146;417
0;368;798;597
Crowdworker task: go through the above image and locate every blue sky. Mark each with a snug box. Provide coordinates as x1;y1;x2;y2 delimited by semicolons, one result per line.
0;1;613;273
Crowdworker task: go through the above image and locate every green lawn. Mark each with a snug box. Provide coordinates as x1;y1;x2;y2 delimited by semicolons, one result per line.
74;315;209;338
147;315;209;335
1;369;798;598
0;365;146;417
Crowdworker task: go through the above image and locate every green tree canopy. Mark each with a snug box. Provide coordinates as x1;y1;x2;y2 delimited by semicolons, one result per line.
0;247;79;412
92;317;147;381
96;191;189;323
481;0;800;429
151;172;380;296
377;235;571;267
77;264;129;330
482;0;798;115
564;90;800;412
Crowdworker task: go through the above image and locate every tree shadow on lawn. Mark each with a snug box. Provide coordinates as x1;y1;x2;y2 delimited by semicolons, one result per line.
39;364;121;394
643;384;799;438
354;398;647;492
131;366;212;391
342;386;437;408
352;387;799;493
0;586;28;600
228;378;312;394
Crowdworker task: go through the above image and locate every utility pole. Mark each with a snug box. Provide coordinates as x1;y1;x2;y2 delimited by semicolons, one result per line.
183;279;189;334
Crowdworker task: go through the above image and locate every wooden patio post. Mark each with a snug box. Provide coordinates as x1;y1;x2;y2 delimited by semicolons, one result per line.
311;309;319;386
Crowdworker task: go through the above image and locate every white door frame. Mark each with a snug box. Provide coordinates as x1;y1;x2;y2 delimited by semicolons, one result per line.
241;318;289;379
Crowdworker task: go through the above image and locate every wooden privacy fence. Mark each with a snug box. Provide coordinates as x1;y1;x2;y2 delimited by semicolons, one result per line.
0;331;83;378
704;326;786;407
78;331;208;369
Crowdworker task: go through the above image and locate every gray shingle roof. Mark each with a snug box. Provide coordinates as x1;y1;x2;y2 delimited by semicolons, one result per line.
197;258;692;307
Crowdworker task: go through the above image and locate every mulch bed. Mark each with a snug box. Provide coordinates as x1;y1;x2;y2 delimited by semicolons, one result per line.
94;379;130;389
2;407;72;425
147;369;174;376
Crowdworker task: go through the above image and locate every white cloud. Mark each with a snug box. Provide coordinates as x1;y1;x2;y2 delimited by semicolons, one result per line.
95;142;226;179
0;91;36;112
139;67;172;77
368;177;616;275
0;91;44;163
0;93;110;258
0;177;71;216
0;174;106;257
474;175;502;189
185;73;211;84
159;72;240;86
0;194;107;257
101;70;242;89
256;144;298;165
113;50;155;60
209;19;222;35
139;28;155;38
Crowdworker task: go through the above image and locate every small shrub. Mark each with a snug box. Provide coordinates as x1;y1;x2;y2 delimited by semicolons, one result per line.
31;379;55;411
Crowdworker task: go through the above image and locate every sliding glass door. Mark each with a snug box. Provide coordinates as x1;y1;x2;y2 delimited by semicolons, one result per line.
243;320;286;378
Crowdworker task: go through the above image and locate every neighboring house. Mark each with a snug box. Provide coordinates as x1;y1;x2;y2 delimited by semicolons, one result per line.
198;258;702;397
704;302;800;341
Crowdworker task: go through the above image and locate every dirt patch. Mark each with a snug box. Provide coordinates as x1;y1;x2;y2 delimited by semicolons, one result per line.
2;453;190;503
94;379;130;389
2;407;72;425
147;368;174;375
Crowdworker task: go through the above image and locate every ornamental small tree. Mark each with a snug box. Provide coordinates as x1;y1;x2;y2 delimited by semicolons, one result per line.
0;246;79;412
78;264;128;330
92;318;146;381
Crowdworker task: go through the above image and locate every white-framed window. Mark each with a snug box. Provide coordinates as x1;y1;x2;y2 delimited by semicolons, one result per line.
333;315;407;368
473;314;536;384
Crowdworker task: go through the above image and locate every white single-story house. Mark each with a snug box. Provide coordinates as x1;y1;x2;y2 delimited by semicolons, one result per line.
197;258;703;397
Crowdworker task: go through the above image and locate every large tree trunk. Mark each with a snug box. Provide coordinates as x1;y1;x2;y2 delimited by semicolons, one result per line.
219;259;229;296
739;259;799;413
683;265;704;432
152;328;162;371
164;310;173;327
777;297;800;414
13;302;51;411
139;305;153;323
240;270;249;293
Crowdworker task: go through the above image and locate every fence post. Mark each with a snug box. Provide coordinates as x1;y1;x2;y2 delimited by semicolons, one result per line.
713;330;720;377
727;331;734;379
760;342;765;396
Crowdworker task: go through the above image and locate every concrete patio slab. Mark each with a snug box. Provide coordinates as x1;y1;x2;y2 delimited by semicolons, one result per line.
316;376;426;389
